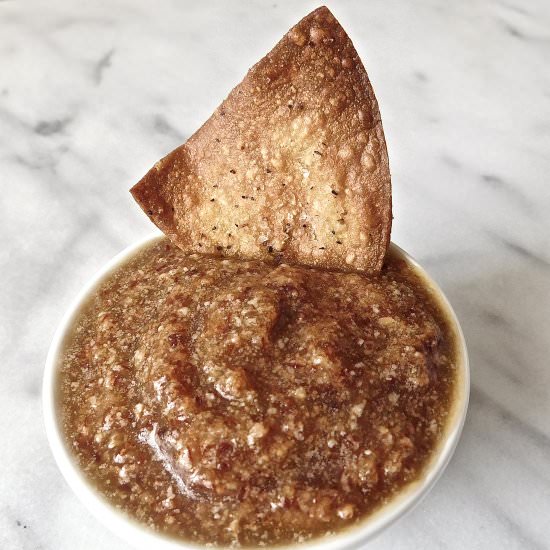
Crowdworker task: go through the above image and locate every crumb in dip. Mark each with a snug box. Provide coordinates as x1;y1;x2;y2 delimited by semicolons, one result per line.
59;238;458;547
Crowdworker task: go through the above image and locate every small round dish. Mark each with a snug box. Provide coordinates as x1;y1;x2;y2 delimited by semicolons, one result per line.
43;234;469;550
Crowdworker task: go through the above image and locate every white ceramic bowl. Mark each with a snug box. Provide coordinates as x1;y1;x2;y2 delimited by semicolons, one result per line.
43;234;469;550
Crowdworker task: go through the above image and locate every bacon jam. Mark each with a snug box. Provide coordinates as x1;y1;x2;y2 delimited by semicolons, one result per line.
58;237;458;546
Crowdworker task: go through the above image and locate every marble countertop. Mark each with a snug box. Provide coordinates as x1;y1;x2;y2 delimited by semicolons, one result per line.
1;0;549;548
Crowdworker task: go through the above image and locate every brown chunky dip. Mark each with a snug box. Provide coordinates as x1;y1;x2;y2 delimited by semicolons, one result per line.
59;237;458;547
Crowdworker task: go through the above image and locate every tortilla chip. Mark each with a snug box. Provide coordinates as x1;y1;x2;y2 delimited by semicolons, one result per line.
131;6;391;272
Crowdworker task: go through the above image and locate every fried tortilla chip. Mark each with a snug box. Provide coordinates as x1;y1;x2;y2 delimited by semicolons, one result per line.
131;6;391;272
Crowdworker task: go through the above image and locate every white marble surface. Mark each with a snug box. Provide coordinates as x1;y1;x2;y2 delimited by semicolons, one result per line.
1;0;549;548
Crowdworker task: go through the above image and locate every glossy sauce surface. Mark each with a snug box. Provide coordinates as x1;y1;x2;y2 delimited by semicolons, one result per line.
59;238;457;546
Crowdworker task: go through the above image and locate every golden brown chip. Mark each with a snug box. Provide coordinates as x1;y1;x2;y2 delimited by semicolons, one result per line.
131;6;391;272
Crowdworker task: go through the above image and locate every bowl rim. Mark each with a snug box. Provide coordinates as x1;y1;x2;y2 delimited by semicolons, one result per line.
43;233;470;550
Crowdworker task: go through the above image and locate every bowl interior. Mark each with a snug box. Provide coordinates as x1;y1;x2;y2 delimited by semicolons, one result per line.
43;235;469;550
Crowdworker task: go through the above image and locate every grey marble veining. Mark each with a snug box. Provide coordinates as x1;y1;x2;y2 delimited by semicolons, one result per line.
1;0;549;548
